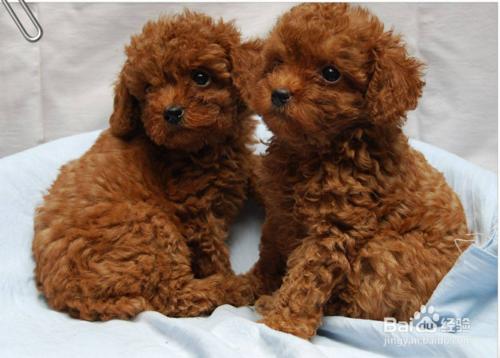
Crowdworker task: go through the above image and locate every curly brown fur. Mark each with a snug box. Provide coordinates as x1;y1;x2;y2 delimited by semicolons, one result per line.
241;3;470;339
32;11;262;321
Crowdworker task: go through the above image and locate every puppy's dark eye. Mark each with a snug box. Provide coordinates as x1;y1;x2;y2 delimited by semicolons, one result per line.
321;66;341;83
191;70;211;87
264;58;283;74
272;58;283;69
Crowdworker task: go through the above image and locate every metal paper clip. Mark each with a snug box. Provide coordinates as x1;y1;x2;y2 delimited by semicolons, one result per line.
2;0;43;43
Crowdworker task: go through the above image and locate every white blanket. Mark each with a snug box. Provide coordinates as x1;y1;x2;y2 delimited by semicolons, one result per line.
0;129;496;357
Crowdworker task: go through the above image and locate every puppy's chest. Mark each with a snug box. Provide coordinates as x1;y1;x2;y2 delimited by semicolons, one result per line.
161;156;248;216
273;160;383;236
164;168;215;202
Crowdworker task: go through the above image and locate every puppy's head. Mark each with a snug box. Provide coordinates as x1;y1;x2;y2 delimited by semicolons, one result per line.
251;3;424;148
110;11;261;151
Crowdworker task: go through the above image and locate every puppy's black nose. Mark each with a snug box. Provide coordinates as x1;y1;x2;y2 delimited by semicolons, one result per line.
271;89;291;107
164;106;184;125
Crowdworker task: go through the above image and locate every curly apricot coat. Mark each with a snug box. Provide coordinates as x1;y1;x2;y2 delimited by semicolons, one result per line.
32;12;260;321
242;3;470;339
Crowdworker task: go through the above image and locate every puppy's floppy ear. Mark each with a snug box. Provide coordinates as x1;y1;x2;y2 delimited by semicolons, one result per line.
109;65;139;137
229;39;264;106
365;31;425;126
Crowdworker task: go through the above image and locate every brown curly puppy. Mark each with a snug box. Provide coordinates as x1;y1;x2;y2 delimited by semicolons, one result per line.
32;11;261;321
243;3;470;338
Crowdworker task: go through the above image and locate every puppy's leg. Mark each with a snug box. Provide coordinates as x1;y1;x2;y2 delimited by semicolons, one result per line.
190;231;256;307
155;273;232;317
187;221;233;278
333;231;461;321
247;154;265;206
258;236;349;339
34;201;187;321
244;245;283;298
243;218;286;300
185;212;256;306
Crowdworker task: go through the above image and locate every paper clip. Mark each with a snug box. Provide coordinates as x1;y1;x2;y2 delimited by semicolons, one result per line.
2;0;43;43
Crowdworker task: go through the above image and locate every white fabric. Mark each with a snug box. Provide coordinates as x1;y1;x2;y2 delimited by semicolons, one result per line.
0;3;497;171
0;127;496;357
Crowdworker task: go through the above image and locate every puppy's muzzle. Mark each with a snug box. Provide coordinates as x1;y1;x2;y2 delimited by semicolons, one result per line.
271;89;291;107
164;106;184;125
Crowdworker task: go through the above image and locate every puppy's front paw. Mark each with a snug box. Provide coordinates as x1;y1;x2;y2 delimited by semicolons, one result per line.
221;275;255;307
255;294;274;315
259;314;316;339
